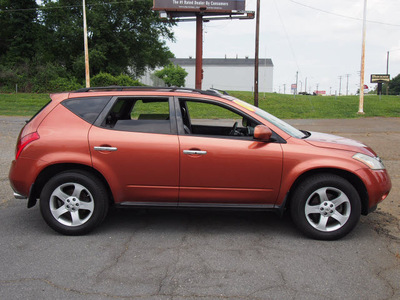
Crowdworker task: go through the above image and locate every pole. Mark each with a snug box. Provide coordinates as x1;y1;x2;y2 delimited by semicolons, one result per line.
254;0;260;107
338;76;342;96
358;0;367;114
83;0;90;88
386;51;389;74
195;14;203;90
295;71;298;95
386;51;389;95
305;77;307;93
345;74;350;96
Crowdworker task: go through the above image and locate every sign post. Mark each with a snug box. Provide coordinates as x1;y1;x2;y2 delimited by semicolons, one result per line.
195;13;203;90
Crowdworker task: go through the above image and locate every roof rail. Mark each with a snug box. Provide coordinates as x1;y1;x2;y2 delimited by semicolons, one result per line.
208;88;230;95
72;86;226;97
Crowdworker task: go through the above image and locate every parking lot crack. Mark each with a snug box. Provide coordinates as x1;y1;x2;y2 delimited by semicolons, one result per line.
95;233;136;282
0;277;133;299
157;231;189;296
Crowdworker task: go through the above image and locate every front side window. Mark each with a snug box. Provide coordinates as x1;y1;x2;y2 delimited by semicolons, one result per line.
103;97;172;134
179;99;258;138
230;98;306;139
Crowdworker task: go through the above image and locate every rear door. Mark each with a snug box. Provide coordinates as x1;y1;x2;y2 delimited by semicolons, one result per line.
89;96;180;205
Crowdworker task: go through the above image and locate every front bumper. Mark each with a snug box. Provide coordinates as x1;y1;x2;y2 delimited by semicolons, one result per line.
356;168;392;212
13;192;27;200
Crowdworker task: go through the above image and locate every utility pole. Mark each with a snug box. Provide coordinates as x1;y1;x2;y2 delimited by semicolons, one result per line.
195;14;203;90
254;0;260;107
358;0;367;114
283;84;286;94
345;74;351;95
304;77;307;93
83;0;90;88
338;76;342;96
386;51;389;95
295;71;299;95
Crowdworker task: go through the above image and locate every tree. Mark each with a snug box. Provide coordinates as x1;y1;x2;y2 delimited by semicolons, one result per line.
0;0;39;64
39;0;175;80
388;73;400;95
155;63;188;87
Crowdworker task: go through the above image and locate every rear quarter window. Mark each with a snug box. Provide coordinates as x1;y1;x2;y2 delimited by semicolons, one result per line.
62;97;111;124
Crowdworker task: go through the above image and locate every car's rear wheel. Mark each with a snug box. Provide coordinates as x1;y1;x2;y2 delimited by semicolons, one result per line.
290;174;361;240
40;170;108;235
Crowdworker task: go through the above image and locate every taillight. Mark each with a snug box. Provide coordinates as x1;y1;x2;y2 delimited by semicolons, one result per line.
15;132;40;160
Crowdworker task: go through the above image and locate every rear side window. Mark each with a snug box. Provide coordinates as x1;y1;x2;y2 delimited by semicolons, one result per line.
62;97;111;124
103;97;172;134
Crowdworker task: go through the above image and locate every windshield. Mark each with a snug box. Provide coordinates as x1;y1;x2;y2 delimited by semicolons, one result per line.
225;97;306;139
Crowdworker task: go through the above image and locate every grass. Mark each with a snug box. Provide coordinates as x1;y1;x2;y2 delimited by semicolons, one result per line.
0;92;399;119
229;91;400;119
0;93;51;116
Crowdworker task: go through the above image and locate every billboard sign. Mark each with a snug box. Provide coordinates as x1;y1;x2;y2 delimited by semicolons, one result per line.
371;74;390;83
153;0;246;12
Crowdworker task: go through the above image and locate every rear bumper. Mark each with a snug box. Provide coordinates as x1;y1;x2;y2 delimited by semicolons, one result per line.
9;158;39;200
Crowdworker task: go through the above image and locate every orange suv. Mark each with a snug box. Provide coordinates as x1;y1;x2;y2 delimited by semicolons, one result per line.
9;87;392;239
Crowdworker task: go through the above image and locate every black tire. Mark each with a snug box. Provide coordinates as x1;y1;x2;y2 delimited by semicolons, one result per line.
290;174;361;240
39;170;109;235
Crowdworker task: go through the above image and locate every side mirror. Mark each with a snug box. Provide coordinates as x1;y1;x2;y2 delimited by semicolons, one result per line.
254;125;272;142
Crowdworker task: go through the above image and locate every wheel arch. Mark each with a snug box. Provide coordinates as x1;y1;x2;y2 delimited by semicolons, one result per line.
286;168;369;215
29;163;114;208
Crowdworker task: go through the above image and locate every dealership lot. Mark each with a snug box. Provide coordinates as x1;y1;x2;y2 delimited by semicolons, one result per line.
0;116;399;299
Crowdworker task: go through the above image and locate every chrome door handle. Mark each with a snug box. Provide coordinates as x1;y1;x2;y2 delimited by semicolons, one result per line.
94;146;118;152
183;150;207;155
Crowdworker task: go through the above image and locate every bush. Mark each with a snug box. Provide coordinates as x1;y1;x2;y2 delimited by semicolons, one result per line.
91;72;118;87
115;74;144;87
91;72;144;87
0;64;30;92
31;63;66;92
48;77;83;92
154;63;188;87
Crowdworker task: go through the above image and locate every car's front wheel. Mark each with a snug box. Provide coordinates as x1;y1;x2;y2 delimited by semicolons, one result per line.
40;170;109;235
290;174;361;240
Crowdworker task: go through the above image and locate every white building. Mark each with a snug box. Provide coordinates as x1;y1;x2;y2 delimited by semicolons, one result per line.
140;57;274;92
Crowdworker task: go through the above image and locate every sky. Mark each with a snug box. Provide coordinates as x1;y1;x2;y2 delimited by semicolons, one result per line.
164;0;400;94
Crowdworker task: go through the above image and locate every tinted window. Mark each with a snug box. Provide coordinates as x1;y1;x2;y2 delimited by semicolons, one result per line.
62;97;111;124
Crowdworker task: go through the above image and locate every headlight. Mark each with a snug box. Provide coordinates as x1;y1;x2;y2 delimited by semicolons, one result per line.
353;153;385;170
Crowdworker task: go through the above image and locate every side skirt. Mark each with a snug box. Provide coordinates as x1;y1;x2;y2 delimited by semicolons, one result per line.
115;201;280;213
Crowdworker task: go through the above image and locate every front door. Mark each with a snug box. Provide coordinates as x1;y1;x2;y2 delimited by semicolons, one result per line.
177;98;283;206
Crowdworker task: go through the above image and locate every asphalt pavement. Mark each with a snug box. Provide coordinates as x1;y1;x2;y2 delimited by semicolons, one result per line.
0;116;399;299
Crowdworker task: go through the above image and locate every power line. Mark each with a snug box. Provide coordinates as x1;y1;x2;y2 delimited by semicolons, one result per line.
288;0;400;27
273;0;300;71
